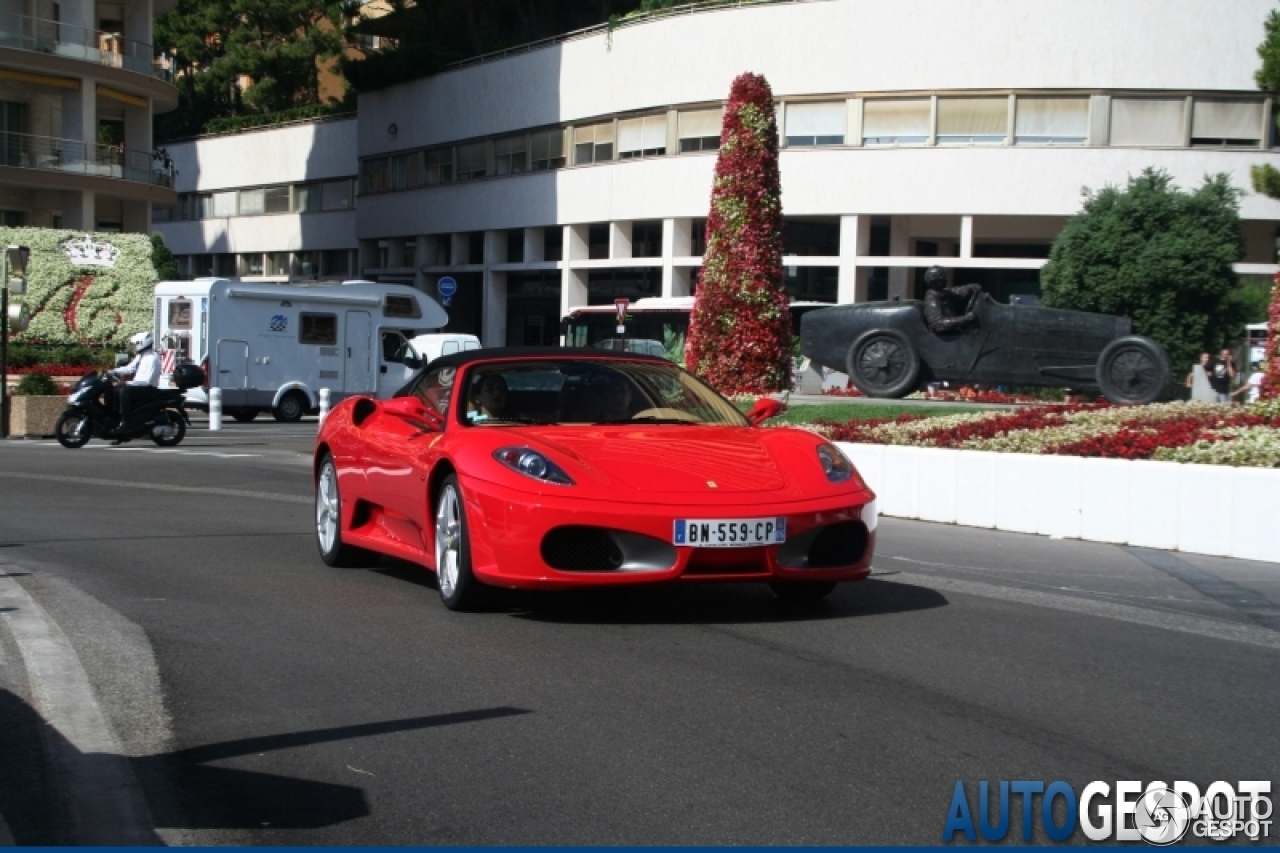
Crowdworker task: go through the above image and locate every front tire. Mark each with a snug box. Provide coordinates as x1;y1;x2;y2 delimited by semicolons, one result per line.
770;581;837;603
54;410;91;448
847;330;920;398
151;411;187;447
274;392;307;423
1096;336;1170;405
434;475;489;611
316;455;375;567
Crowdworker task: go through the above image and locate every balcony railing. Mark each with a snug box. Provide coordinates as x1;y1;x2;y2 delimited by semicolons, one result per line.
0;131;175;187
0;12;174;83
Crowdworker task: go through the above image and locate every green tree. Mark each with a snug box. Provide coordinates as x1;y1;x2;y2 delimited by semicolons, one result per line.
685;72;791;395
1252;10;1280;197
155;0;351;139
1040;168;1244;372
1256;9;1280;91
150;233;182;281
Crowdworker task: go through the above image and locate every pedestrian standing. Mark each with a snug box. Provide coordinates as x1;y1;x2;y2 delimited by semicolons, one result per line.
1186;352;1215;402
1206;348;1236;404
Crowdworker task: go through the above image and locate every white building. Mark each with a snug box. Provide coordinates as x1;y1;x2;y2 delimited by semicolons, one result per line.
154;116;358;279
0;0;178;230
157;0;1280;345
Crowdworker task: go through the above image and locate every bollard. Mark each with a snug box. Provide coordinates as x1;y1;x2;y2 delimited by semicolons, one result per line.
208;386;222;431
318;388;331;425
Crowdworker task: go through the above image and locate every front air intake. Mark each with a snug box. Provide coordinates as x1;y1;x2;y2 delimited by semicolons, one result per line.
541;526;624;571
807;521;869;568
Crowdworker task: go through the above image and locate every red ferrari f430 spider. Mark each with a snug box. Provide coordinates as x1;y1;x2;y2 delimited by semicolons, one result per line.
313;349;877;610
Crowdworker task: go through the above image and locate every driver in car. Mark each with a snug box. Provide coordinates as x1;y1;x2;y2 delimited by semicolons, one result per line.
922;265;983;334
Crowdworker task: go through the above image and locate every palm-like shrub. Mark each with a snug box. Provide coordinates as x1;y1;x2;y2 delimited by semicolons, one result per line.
685;72;791;395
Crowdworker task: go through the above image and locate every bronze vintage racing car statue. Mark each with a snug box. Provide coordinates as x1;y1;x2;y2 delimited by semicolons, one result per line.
800;282;1172;405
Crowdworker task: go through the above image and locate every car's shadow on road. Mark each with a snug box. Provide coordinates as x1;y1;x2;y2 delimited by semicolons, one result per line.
373;559;947;625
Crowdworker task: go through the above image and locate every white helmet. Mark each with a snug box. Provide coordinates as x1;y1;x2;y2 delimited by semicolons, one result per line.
129;330;154;352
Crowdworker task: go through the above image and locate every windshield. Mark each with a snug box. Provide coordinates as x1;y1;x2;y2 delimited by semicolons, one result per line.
435;359;749;427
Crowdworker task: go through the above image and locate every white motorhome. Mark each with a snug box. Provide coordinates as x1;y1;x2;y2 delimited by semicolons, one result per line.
153;279;448;421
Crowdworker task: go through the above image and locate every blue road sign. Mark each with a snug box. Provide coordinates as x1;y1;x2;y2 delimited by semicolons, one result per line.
437;276;458;299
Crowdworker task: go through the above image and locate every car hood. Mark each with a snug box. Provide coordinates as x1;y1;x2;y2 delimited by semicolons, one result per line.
513;425;791;494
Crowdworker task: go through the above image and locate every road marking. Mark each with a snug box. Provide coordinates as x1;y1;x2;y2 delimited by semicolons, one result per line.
0;573;157;844
892;570;1280;651
0;472;311;505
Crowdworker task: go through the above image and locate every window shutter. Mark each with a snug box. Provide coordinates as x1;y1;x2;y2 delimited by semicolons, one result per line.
1191;99;1264;143
862;99;930;141
1014;98;1089;142
1109;98;1185;146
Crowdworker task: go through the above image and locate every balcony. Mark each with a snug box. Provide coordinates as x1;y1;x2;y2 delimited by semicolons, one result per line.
0;132;175;187
0;12;174;83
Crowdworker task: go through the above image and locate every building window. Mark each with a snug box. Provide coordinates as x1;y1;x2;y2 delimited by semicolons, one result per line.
1110;97;1185;147
494;134;528;176
618;115;667;159
507;228;524;263
1014;97;1088;145
783;218;841;256
544;227;563;262
266;252;289;276
238;188;265;215
293;251;318;279
264;186;291;213
191;255;214;277
678;108;721;152
321;179;352;210
573;122;614;164
322;249;350;276
589;224;609;260
294;183;318;212
425;147;453;184
151;206;172;223
530;128;566;171
456;141;488;181
361;158;390;193
784;102;845;146
300;313;338;345
240;253;264;276
862;98;930;145
690;218;707;256
211;191;237;218
391;153;412;189
632;221;662;258
1191;98;1264;146
936;97;1008;144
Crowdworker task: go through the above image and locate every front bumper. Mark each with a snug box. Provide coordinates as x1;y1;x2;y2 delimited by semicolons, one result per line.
460;474;876;589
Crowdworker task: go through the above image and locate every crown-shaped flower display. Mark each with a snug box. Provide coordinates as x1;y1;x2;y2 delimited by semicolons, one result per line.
61;234;121;268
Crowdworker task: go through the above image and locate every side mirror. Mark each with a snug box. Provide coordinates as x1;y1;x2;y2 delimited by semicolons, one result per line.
402;349;423;369
381;396;442;429
745;397;786;426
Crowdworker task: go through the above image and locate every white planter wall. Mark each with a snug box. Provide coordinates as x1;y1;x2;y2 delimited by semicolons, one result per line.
836;443;1280;565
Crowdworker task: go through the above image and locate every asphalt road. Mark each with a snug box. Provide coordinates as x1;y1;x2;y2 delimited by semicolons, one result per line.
0;421;1277;845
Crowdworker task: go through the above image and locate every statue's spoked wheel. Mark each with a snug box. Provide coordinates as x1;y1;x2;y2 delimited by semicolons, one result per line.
847;329;920;398
1096;335;1170;405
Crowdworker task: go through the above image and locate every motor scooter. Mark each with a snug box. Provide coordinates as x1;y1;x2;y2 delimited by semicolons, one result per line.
54;365;202;449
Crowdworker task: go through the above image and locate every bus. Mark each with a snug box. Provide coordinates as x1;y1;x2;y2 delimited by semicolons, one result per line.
560;297;836;360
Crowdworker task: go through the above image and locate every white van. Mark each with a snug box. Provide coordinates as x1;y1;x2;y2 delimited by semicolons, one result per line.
154;279;449;420
408;333;482;364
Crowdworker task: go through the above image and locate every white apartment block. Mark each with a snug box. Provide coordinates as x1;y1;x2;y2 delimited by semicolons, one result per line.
155;0;1280;344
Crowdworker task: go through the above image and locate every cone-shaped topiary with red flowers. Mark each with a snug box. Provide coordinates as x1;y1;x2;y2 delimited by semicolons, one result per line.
1262;272;1280;400
685;72;792;395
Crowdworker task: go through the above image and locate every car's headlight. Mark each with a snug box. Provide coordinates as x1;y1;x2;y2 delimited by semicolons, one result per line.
816;443;854;483
494;447;575;486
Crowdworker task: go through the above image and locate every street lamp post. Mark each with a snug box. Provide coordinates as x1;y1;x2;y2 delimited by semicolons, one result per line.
1;244;31;438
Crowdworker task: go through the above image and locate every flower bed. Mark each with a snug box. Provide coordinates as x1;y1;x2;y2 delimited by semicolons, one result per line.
807;400;1280;467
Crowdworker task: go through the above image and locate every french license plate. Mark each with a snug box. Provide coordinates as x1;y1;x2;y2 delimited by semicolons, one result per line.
673;517;786;548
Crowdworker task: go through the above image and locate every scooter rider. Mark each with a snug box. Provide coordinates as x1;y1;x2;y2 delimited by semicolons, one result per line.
109;331;162;433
